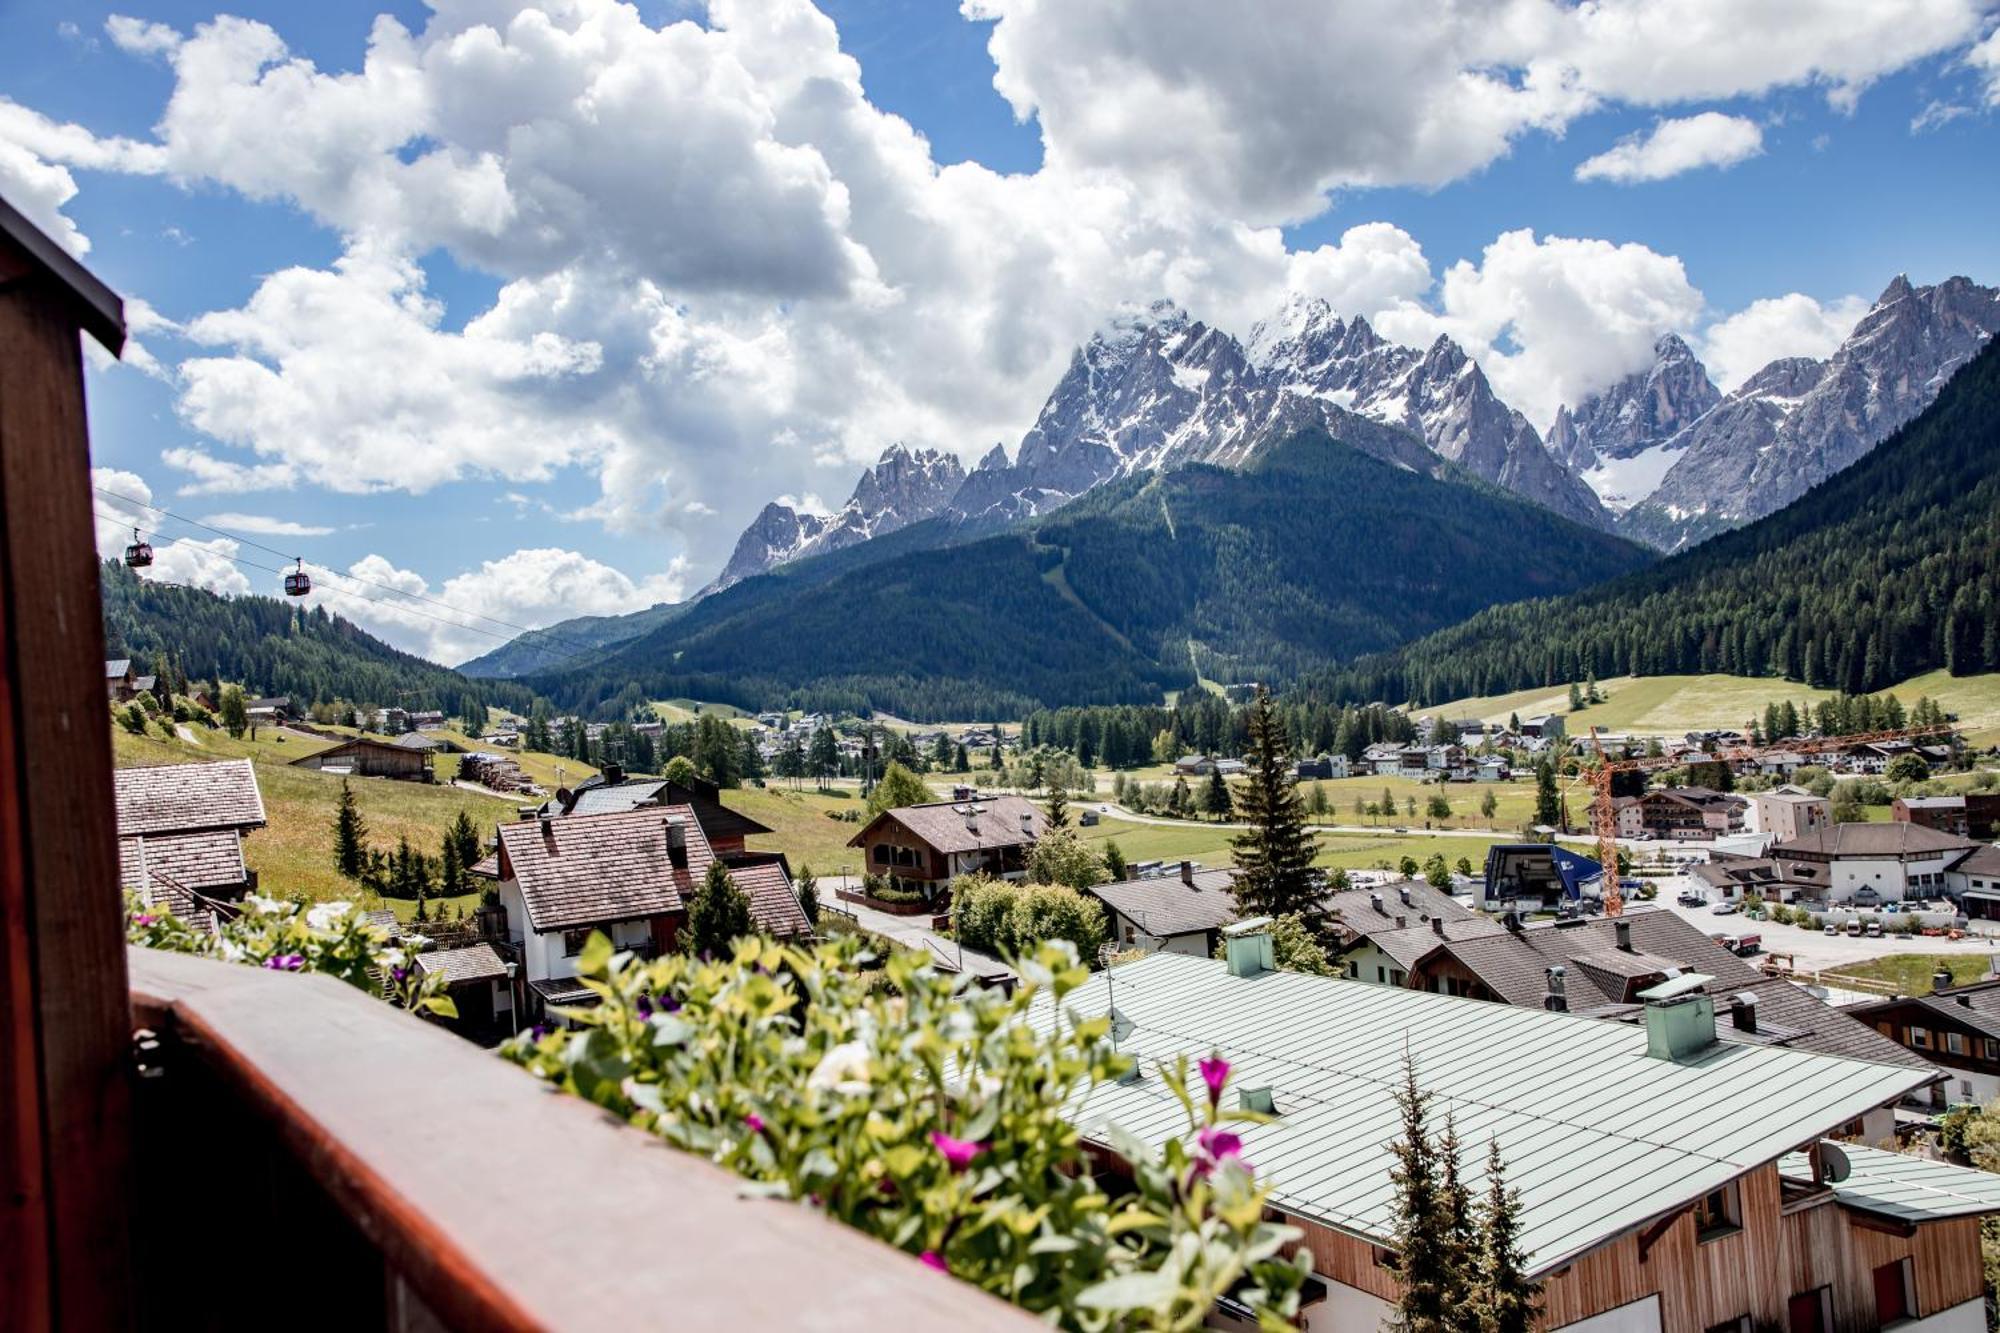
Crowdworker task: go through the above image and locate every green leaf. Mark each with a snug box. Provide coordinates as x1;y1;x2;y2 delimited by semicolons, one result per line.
578;930;614;976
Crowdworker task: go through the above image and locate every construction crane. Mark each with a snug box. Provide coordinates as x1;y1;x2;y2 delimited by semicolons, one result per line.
1584;722;1954;918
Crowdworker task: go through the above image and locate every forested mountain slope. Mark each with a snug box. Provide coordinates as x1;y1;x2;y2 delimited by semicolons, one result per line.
1299;337;2000;709
532;429;1652;720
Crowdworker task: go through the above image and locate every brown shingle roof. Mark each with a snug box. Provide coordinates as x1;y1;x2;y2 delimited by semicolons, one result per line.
499;806;711;934
1953;845;2000;879
1774;822;1977;858
118;830;247;895
849;795;1047;855
1432;910;1932;1072
1367;917;1507;969
416;943;510;986
114;759;266;836
1323;878;1476;943
1089;867;1240;939
721;857;811;939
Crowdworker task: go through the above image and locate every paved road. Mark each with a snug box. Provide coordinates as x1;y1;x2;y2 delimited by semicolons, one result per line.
824;887;1015;984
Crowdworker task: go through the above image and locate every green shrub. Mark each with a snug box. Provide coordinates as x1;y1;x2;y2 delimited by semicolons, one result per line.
952;876;1107;962
503;935;1308;1326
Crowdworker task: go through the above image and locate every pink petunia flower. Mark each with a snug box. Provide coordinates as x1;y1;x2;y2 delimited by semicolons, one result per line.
930;1131;983;1171
919;1250;948;1273
1198;1054;1230;1107
1196;1124;1254;1177
744;1113;764;1134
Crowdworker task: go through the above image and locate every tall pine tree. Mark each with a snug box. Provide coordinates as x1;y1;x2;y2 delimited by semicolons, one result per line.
1475;1138;1540;1333
1388;1057;1453;1333
332;780;367;880
1229;688;1322;931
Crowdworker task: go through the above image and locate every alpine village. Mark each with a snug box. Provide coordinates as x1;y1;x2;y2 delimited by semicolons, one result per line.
9;7;2000;1333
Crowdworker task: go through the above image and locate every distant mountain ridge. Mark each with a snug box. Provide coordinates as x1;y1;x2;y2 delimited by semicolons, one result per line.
526;425;1651;720
711;294;1611;589
1303;334;2000;709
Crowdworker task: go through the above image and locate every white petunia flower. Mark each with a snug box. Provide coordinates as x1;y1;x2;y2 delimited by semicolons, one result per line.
807;1041;874;1096
244;894;288;916
306;901;353;931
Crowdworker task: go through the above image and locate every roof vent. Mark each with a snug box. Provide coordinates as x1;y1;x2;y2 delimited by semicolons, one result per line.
1543;966;1566;1013
1370;892;1385;915
1730;991;1759;1033
1238;1086;1276;1115
1959;994;1975;1008
665;818;688;868
1637;973;1719;1061
1223;918;1275;978
1934;969;1954;994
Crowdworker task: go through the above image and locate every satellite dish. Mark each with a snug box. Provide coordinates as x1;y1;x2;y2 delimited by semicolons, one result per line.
1819;1141;1851;1184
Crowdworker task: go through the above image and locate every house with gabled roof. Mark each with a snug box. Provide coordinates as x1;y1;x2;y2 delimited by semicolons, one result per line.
847;795;1047;899
114;759;266;904
1043;930;1993;1333
1852;976;2000;1109
495;806;808;1018
1771;821;1978;903
1086;861;1238;956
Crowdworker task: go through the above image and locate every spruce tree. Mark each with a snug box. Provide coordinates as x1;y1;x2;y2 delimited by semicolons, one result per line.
1046;781;1070;828
333;780;367;880
1388;1057;1452;1333
1202;768;1233;820
439;836;464;900
1475;1139;1540;1333
1533;759;1560;829
1229;688;1322;930
448;809;482;875
1437;1114;1480;1333
796;864;819;927
685;860;754;957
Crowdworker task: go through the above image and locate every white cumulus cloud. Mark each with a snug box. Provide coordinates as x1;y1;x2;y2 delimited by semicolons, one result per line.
1699;291;1871;392
92;468;252;595
1575;112;1764;183
1374;229;1706;430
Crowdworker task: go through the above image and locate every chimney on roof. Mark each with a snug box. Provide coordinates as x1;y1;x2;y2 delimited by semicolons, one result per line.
1370;891;1385;915
1395;914;1407;930
1959;994;1975;1009
1181;860;1195;886
1503;911;1523;934
1398;886;1412;906
1934;969;1954;994
1730;992;1759;1033
1431;917;1445;937
1615;921;1633;953
1223;918;1276;977
601;762;624;787
1639;975;1719;1061
666;818;688;869
1544;966;1567;1013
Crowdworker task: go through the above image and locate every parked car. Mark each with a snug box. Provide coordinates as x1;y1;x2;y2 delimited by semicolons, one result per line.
1713;901;1739;916
1677;891;1705;907
1865;920;1883;937
1845;919;1864;936
1824;923;1839;935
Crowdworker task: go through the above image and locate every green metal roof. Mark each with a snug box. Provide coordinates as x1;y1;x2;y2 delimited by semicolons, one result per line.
1779;1143;2000;1222
1039;952;1931;1276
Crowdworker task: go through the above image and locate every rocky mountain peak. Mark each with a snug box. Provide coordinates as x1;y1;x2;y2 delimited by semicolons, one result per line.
1548;332;1721;494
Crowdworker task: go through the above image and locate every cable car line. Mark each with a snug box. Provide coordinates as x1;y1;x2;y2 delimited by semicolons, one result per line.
93;488;609;659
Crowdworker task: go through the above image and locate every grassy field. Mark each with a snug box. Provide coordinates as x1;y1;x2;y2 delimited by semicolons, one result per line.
1830;953;1998;996
728;784;877;875
1068;813;1574;877
1418;670;2000;743
113;721;581;909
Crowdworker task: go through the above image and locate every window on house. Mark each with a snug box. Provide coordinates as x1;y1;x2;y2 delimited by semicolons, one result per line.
1872;1260;1912;1325
1983;1038;2000;1062
1911;1028;1933;1050
1695;1182;1742;1239
1388;969;1406;987
1947;1032;1968;1056
872;845;890;864
562;928;591;957
1346;960;1359;979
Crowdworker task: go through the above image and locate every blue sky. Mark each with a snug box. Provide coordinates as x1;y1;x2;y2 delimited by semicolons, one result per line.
1;0;1995;664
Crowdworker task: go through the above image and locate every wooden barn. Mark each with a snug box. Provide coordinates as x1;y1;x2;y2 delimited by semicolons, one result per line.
289;737;432;782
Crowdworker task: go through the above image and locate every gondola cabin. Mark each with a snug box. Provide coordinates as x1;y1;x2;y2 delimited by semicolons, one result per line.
123;528;152;568
283;558;310;597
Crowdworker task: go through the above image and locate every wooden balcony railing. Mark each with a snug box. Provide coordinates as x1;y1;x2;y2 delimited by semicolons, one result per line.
127;946;1040;1332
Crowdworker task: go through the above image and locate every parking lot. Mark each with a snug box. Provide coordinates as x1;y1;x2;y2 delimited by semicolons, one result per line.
1638;891;2000;974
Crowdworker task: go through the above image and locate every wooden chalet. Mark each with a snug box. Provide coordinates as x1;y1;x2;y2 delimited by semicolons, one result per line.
290;735;433;782
1851;978;2000;1110
847;794;1047;898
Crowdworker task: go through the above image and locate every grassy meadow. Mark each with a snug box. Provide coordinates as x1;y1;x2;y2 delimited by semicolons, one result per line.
1416;670;2000;745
